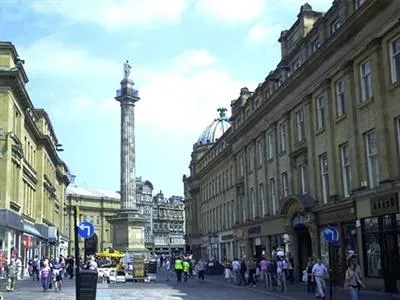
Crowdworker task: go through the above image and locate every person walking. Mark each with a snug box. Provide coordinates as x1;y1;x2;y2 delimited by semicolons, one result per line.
259;256;268;288
174;256;183;282
183;259;190;283
5;259;18;292
312;258;328;300
52;258;64;292
231;258;241;285
40;261;52;292
345;263;365;300
197;259;206;281
164;257;171;281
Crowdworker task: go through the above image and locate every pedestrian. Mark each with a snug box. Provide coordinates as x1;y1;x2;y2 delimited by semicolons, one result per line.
52;258;64;292
259;256;268;288
164;257;171;281
15;257;22;280
5;258;18;292
231;258;241;285
344;262;365;300
197;259;206;281
239;257;247;286
183;259;190;282
174;256;183;282
312;258;328;299
40;261;51;292
32;255;40;281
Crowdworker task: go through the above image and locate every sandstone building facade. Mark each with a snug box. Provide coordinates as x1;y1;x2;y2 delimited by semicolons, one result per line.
0;42;71;270
184;0;400;292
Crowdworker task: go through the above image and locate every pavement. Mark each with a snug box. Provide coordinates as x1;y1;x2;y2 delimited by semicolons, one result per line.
1;271;399;300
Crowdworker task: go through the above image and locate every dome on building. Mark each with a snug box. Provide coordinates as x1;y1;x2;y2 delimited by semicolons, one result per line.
197;108;230;145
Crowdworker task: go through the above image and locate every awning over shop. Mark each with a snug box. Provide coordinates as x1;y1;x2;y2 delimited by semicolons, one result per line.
0;209;24;232
23;220;43;238
35;224;58;243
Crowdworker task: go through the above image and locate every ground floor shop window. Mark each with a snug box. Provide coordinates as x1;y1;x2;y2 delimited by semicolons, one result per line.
343;223;358;261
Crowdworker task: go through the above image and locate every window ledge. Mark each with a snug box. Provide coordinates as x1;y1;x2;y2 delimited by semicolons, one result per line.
279;150;287;157
389;80;400;92
359;98;373;110
335;113;347;124
316;128;326;136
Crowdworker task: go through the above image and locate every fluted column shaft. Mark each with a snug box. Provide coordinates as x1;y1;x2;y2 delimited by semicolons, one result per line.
120;100;136;210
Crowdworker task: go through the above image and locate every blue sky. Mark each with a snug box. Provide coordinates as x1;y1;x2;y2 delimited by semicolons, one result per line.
2;0;332;197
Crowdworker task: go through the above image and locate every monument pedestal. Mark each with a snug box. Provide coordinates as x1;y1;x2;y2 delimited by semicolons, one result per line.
108;209;148;258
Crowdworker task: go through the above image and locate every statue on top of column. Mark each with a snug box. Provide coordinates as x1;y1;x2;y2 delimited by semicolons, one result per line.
123;60;132;79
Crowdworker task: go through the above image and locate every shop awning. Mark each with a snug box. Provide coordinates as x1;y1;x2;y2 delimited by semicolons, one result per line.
23;221;43;238
0;209;24;231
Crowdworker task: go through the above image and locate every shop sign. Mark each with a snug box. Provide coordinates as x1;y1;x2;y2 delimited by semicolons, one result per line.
292;213;306;228
248;226;261;236
235;229;244;239
221;234;234;241
371;193;399;215
23;235;33;250
210;236;218;244
0;251;4;268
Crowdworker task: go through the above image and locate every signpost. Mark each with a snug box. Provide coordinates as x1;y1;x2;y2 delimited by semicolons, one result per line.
323;226;339;300
74;207;96;300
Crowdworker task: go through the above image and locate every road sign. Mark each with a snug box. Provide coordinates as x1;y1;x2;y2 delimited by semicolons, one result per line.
78;221;95;239
323;226;339;243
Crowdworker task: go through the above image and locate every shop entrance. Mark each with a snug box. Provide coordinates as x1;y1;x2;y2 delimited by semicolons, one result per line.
296;227;312;280
381;232;399;293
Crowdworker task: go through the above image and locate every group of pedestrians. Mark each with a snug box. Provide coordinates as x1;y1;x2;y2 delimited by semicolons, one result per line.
228;255;293;292
161;255;208;283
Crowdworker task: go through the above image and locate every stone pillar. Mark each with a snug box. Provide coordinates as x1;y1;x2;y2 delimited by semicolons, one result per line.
120;98;137;210
306;221;319;259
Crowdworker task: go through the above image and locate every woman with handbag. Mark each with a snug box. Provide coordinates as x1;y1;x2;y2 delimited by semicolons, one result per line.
344;263;365;300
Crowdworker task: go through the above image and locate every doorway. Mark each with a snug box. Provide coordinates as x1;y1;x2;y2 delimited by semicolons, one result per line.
296;227;312;280
380;233;399;293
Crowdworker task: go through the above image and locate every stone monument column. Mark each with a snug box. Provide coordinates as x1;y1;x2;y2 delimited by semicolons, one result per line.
108;61;147;257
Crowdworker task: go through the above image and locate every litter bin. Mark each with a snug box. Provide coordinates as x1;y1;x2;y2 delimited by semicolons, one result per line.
77;270;98;300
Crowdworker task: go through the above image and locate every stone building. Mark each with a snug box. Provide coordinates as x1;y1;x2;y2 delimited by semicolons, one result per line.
0;42;70;267
65;186;119;256
66;178;154;255
152;191;185;255
184;0;400;292
135;177;154;251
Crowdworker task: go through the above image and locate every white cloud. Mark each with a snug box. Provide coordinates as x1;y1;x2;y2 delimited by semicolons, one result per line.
196;0;266;22
30;0;187;31
274;0;333;12
247;22;284;43
172;50;216;72
18;36;120;78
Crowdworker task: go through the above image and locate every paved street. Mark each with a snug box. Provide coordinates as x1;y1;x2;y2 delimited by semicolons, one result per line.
1;271;400;300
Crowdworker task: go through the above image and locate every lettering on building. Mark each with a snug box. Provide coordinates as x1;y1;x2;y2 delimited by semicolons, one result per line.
371;193;399;216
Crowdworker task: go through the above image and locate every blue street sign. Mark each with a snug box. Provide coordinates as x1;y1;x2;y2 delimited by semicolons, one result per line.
323;226;339;243
78;221;95;239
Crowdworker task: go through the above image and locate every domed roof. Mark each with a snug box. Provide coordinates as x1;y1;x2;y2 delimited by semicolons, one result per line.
197;108;230;145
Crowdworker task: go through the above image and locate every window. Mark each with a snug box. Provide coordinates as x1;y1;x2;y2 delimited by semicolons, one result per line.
296;110;305;142
340;144;352;197
320;153;329;203
390;38;400;84
300;165;307;194
250;189;258;220
312;39;321;53
365;131;380;188
279;123;286;153
360;61;373;101
355;0;366;9
257;139;263;166
336;80;346;117
270;178;276;214
249;146;254;172
396;117;400;157
239;154;244;177
330;18;341;34
316;96;326;130
282;172;289;197
361;217;381;277
259;183;265;216
267;132;274;160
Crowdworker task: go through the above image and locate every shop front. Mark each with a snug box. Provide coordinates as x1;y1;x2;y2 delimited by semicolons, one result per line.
279;195;319;281
199;234;219;260
234;217;285;260
58;234;69;257
316;201;357;285
219;231;234;261
357;191;400;293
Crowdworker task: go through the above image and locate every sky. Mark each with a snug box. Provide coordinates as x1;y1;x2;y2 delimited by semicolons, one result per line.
1;0;333;197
